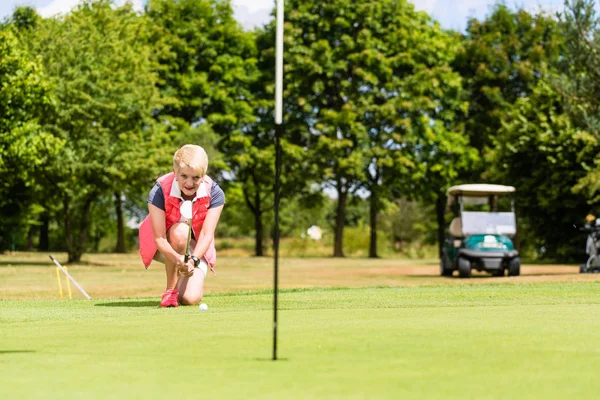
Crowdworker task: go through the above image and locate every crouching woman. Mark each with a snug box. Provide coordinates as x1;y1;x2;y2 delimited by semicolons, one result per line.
138;144;225;307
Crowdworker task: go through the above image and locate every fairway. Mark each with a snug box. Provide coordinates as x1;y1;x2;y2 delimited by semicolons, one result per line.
5;0;600;398
2;254;600;400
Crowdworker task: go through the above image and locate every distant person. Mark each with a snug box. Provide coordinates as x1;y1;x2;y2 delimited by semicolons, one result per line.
585;214;597;255
138;145;225;307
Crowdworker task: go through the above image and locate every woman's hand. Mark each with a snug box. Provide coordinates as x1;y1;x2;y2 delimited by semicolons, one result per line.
176;255;195;277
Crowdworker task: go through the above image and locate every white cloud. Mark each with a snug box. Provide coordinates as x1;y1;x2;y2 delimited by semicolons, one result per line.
37;0;79;17
410;0;565;31
37;0;143;18
231;0;273;29
35;0;271;29
232;0;272;14
232;2;272;30
0;0;567;32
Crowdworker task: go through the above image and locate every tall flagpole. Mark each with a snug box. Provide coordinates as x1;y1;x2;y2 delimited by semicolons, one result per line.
273;0;284;361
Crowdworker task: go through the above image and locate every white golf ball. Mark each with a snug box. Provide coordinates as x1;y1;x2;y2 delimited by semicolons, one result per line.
199;303;208;311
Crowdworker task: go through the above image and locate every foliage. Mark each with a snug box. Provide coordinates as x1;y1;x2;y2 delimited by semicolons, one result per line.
456;4;563;170
0;29;63;251
23;0;163;261
457;4;582;261
273;0;472;257
488;78;592;260
1;0;599;262
146;0;257;136
558;0;600;203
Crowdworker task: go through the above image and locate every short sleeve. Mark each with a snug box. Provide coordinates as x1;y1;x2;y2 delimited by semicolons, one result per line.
147;182;166;211
209;181;225;209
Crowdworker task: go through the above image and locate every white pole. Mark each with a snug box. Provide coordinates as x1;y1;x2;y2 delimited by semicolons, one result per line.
273;0;284;361
49;255;92;300
275;0;284;125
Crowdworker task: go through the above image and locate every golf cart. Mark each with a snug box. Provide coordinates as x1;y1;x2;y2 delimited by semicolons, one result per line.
440;184;520;278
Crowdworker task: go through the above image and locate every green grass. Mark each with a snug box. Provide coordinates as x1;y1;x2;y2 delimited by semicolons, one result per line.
2;283;600;399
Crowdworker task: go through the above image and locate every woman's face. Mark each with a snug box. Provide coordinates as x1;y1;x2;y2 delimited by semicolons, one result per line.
175;165;203;198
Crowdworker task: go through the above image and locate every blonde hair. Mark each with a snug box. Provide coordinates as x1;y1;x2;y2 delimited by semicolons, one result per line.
173;145;208;176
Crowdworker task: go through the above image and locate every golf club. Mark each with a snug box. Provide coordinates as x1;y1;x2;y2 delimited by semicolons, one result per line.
180;200;193;262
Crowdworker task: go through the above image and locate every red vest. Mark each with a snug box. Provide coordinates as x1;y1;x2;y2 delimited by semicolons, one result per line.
138;173;216;272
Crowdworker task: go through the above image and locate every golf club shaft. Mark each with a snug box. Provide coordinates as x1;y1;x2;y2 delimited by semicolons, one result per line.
184;224;192;262
49;255;91;300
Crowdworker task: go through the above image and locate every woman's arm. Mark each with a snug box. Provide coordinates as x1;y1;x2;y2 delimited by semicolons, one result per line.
193;204;224;260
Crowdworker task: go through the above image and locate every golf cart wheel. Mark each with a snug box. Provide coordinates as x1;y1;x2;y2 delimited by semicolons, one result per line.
493;269;505;277
440;251;453;277
458;257;471;278
508;257;520;276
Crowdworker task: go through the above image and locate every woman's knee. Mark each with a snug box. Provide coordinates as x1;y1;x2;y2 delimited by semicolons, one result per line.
180;292;203;306
167;223;190;252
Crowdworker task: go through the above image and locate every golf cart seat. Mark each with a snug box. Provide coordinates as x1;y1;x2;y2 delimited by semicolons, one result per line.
449;217;464;238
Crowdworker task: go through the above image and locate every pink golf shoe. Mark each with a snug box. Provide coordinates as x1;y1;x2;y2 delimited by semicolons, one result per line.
160;289;179;307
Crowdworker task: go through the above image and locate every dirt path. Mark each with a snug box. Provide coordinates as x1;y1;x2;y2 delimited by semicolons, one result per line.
271;262;600;290
353;264;600;284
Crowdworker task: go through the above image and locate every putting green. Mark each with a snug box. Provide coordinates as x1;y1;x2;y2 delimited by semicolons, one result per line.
2;284;600;399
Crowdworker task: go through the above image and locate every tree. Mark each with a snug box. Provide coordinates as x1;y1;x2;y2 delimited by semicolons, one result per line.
558;0;600;203
146;0;257;137
455;4;563;176
147;0;284;255
25;0;162;261
269;0;476;257
0;28;63;252
221;24;323;257
353;6;475;258
488;77;593;260
7;6;41;31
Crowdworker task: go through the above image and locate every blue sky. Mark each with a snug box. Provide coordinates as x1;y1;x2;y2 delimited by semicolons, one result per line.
0;0;567;32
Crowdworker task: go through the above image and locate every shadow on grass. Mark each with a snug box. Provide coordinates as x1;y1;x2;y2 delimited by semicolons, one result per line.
0;350;36;354
95;301;158;308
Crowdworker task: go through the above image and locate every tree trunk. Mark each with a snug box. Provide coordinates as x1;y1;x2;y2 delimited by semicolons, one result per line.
64;198;74;260
243;184;264;257
39;212;49;251
66;196;94;263
333;180;347;257
436;192;446;259
94;226;102;253
114;192;126;253
369;185;378;258
27;226;35;251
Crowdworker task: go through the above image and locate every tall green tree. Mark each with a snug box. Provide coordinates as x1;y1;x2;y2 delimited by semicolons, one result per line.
455;4;563;176
270;0;476;257
25;0;162;261
353;7;476;258
558;0;600;203
276;0;386;256
225;24;323;257
488;77;593;260
147;0;281;255
146;0;257;136
0;28;63;252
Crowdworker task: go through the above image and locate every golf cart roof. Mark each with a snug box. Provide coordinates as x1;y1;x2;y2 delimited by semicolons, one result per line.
447;184;516;197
